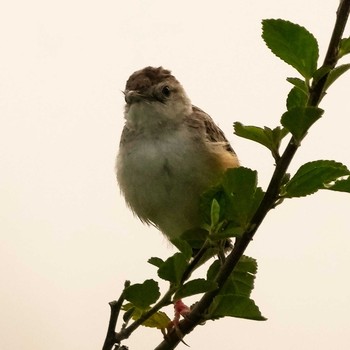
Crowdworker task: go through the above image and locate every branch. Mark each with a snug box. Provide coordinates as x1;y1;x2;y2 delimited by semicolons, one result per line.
309;0;350;106
154;1;350;348
103;281;130;350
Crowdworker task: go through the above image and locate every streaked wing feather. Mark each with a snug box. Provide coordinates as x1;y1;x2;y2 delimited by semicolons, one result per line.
186;105;236;155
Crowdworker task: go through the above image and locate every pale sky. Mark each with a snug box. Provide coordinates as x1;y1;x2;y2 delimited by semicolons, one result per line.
1;1;350;349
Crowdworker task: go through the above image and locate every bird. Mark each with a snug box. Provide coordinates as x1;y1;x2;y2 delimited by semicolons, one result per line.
116;66;239;247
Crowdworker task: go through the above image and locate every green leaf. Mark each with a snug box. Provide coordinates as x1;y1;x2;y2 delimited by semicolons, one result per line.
286;77;309;94
281;107;324;142
157;252;189;284
221;256;258;298
339;37;350;59
284;160;350;198
324;64;350;91
269;126;289;147
234;123;272;149
124;279;160;309
141;310;171;329
206;256;262;321
209;295;266;321
287;86;308;110
122;305;135;323
237;255;258;275
122;303;171;329
169;238;193;259
222;168;264;229
148;257;164;268
207;260;221;282
179;228;209;250
328;177;350;193
223;168;258;205
201;168;264;237
210;222;244;240
234;122;288;158
312;66;332;86
246;186;264;226
207;256;258;298
262;19;319;79
174;278;217;300
210;199;220;228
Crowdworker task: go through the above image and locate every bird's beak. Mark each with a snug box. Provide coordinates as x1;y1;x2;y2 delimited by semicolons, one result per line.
123;90;142;104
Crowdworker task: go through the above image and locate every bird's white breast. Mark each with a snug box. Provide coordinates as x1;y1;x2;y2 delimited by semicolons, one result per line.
116;125;220;239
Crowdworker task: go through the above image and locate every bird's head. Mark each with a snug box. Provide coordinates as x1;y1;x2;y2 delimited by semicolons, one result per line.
123;67;192;128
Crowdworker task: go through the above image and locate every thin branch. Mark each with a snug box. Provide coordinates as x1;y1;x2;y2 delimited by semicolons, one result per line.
324;0;350;67
154;1;350;348
309;0;350;106
103;281;130;350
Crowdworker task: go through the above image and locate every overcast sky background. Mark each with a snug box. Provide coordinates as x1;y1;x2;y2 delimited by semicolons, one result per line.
1;1;350;349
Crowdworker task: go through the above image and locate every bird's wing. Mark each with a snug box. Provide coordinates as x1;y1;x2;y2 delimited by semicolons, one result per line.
185;105;237;156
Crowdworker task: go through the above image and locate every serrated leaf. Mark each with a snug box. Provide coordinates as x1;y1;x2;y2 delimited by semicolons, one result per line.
207;256;258;299
222;168;263;229
328;177;350;193
141;310;171;329
227;271;255;298
281;107;323;141
122;303;171;329
262;19;319;79
270;126;289;145
234;122;288;157
234;122;274;149
237;255;258;275
157;252;188;284
324;64;350;91
223;168;258;203
287;86;308;110
124;279;160;309
174;278;217;300
209;295;266;321
222;167;256;223
339;37;350;58
286;77;309;93
221;256;258;298
284;160;350;198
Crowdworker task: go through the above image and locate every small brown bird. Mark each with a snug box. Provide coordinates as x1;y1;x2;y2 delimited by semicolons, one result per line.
116;67;239;243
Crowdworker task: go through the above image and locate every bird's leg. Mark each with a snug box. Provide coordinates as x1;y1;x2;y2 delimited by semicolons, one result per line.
164;300;191;345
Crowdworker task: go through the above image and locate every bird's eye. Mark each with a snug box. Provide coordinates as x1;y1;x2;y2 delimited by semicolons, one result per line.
161;86;171;97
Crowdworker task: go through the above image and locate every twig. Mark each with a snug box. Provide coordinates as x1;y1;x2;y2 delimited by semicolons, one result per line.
308;0;350;106
103;281;130;350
